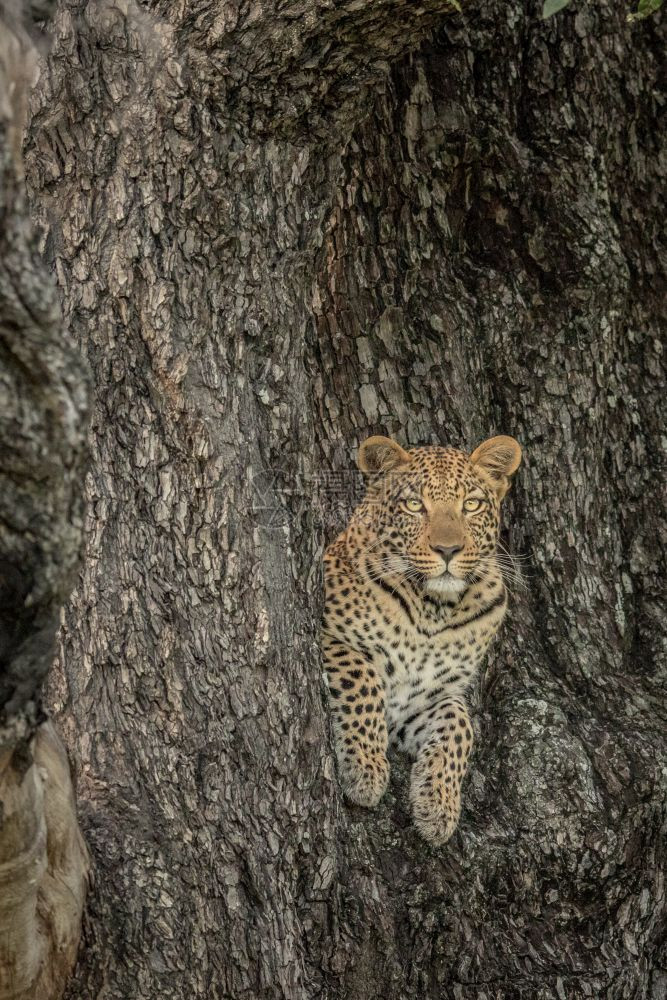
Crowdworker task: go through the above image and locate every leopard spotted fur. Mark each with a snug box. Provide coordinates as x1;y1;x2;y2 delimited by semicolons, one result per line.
322;434;522;845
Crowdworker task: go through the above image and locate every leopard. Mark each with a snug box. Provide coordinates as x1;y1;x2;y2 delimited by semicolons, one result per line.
321;433;522;845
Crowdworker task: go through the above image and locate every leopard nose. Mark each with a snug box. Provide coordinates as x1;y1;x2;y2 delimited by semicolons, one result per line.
431;543;463;564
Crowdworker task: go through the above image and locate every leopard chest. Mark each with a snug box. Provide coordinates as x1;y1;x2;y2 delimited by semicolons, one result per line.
366;593;505;748
380;623;478;709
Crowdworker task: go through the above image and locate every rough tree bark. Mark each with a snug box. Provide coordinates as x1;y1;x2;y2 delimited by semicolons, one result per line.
19;0;667;997
0;3;89;997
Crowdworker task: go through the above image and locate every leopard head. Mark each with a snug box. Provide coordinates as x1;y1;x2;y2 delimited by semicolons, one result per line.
356;434;522;598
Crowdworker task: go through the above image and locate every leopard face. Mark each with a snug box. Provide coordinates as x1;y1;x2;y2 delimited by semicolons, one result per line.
354;435;521;598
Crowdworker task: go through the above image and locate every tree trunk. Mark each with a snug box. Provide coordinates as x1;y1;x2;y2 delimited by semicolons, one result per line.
0;3;89;997
22;0;666;998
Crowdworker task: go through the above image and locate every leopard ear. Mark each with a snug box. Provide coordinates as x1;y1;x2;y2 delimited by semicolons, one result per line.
469;435;522;499
358;436;411;475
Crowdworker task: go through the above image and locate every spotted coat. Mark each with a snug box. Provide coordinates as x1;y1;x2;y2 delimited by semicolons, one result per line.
322;434;522;845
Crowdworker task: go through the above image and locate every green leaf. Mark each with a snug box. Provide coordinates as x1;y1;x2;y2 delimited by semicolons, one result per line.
542;0;571;17
627;0;662;21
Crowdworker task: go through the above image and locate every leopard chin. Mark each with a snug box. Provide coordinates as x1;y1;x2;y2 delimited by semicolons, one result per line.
423;573;468;598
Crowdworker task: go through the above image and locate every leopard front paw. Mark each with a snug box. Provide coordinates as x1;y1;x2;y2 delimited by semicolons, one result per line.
339;751;389;808
409;752;462;846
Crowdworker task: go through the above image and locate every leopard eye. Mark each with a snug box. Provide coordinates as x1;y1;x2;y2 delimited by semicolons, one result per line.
403;498;425;514
463;497;484;513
